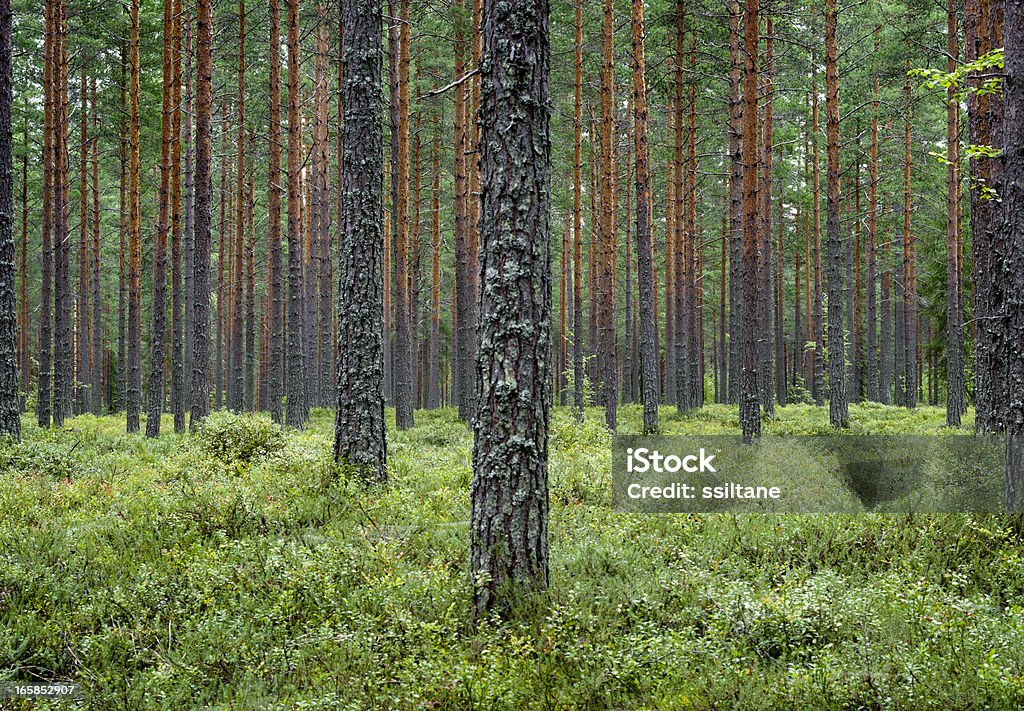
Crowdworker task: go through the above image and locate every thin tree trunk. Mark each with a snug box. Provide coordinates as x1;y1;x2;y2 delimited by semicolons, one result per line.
53;0;71;426
824;0;847;427
947;0;966;426
599;0;616;430
428;116;441;409
228;0;246;413
903;61;917;409
190;0;214;427
286;0;308;426
267;0;284;423
146;0;175;436
77;64;89;416
37;0;54;427
394;0;414;430
632;0;658;433
170;6;184;432
740;0;761;443
0;0;18;438
126;0;142;432
572;0;584;420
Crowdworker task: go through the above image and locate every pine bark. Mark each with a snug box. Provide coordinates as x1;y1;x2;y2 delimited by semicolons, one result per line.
146;0;175;436
53;0;70;425
266;0;284;423
1002;0;1024;510
470;0;551;618
599;0;616;430
335;0;386;481
903;64;917;409
90;77;103;416
0;0;18;438
453;1;474;420
37;0;54;428
76;64;89;416
427;118;441;409
228;0;246;413
740;0;761;443
190;0;214;427
126;0;142;432
866;26;880;402
727;0;742;405
572;0;584;420
286;0;308;427
824;0;847;427
947;1;966;427
968;0;1006;432
632;0;658;433
394;0;414;430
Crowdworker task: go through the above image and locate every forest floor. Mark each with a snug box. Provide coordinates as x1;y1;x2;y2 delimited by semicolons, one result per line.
3;403;1024;709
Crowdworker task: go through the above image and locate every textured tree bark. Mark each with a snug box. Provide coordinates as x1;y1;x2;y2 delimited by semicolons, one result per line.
90;77;103;417
394;0;414;430
310;3;332;411
739;0;761;444
632;0;658;433
866;27;880;403
181;13;194;417
285;0;308;427
903;63;917;409
37;0;53;428
968;0;1006;433
227;0;246;414
673;1;688;415
53;0;71;426
335;0;386;482
453;1;475;421
1003;0;1024;510
572;0;584;420
19;110;26;411
599;0;617;430
77;64;89;416
266;0;283;423
146;0;175;437
190;0;213;428
126;0;142;433
428;118;442;409
0;0;18;438
170;8;184;432
471;0;551;619
947;0;966;427
727;0;742;405
811;67;824;408
824;0;847;428
760;17;775;415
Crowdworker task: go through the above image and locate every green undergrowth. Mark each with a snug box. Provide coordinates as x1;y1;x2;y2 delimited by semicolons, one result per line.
2;403;1023;709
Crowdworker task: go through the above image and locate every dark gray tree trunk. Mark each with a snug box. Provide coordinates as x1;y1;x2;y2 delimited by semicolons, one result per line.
1002;0;1024;510
0;0;18;439
267;0;283;423
739;0;760;443
190;0;213;428
470;0;551;617
335;0;386;481
631;0;658;433
824;0;847;428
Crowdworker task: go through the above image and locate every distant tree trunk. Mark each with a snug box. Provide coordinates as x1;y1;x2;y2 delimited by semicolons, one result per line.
170;6;184;432
740;0;760;443
190;0;213;427
572;0;584;420
866;26;880;403
37;0;54;428
427;117;441;409
266;0;283;423
393;0;414;430
19;112;27;410
146;0;175;437
727;0;742;405
811;67;824;407
470;0;551;618
182;12;194;416
946;0;966;427
1002;0;1024;510
824;0;847;428
227;0;246;413
53;0;71;426
632;0;658;433
453;0;474;420
0;0;18;438
126;0;142;432
286;0;308;427
673;1;688;414
335;0;386;481
77;64;89;416
599;0;616;430
244;159;256;412
760;16;775;415
968;0;1005;433
90;76;103;416
308;3;330;410
560;212;570;405
903;63;917;409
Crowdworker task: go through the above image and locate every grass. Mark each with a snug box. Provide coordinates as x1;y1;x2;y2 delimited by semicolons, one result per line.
2;402;1023;709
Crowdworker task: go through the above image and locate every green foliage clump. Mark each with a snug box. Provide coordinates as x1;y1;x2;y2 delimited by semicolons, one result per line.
193;411;285;467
